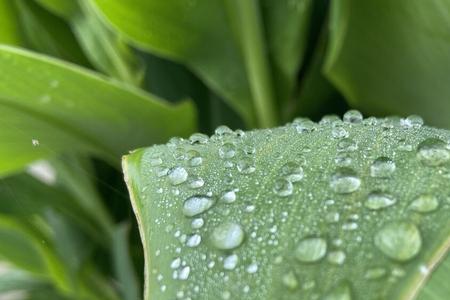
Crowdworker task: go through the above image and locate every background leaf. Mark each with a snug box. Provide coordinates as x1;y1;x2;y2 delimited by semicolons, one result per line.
0;45;196;176
123;115;449;299
325;0;450;128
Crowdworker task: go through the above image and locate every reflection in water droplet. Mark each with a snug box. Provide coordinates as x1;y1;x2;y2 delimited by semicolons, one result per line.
183;196;215;217
370;157;396;178
343;110;363;123
417;138;450;166
295;237;327;263
330;168;361;194
365;191;396;210
374;221;422;262
210;222;245;250
273;179;294;197
168;166;188;185
409;194;439;213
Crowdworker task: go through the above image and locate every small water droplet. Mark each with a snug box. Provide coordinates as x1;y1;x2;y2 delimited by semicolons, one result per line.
293;118;315;133
364;267;387;279
337;138;358;152
370;157;396;178
409;194;439;213
246;262;258;273
417;138;450;166
183;196;215;217
282;271;298;290
215;125;233;136
171;258;181;269
335;153;352;167
168;166;188;185
219;143;236;159
365;191;396;210
187;150;203;166
189;133;209;144
343;110;363;123
237;158;256;174
186;234;202;247
295;237;327;263
31;139;40;147
323;281;352;300
210;222;245;250
178;266;190;280
280;162;304;182
327;251;346;265
401;115;423;129
273;179;294;197
223;254;239;270
374;221;422;262
221;190;237;203
330;168;361;194
188;177;204;189
191;218;204;229
331;127;349;139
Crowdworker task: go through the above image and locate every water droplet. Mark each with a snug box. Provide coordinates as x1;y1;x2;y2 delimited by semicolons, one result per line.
365;191;396;210
246;263;258;273
343;110;363;123
401;115;423;129
273;179;294;197
364;267;387;279
330;168;361;194
210;222;245;250
374;221;422;261
335;153;352;167
337;138;358;152
221;190;237;203
327;251;346;265
31;139;40;147
332;127;349;139
215;125;233;136
409;194;439;213
186;234;202;247
219;143;236;159
189;133;209;144
188;177;204;189
323;281;352;300
149;156;163;167
191;218;204;229
280;162;304;182
171;258;181;269
325;212;340;223
168;167;188;185
282;271;298;290
183;196;215;217
178;266;190;280
295;237;327;263
223;254;239;270
187;150;203;166
370;157;396;178
293;118;315;133
417;138;450;166
237;158;256;174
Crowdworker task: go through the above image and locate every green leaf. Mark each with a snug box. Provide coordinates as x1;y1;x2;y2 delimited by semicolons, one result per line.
325;0;450;128
34;0;78;19
417;254;450;300
0;0;23;46
123;114;449;299
88;0;255;126
0;45;196;176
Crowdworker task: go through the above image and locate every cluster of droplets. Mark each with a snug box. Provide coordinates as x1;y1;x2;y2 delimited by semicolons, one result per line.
140;111;450;299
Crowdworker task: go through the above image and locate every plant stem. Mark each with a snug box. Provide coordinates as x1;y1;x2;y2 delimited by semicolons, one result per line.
233;0;277;128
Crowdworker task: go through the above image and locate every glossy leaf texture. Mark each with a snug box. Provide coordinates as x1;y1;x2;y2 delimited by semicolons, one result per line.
123;113;450;299
325;0;450;128
89;0;312;127
0;45;196;176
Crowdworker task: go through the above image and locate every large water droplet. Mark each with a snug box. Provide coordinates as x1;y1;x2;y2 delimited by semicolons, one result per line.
417;138;450;166
374;221;422;261
370;157;396;178
183;196;215;217
365;191;396;210
168;167;188;185
295;237;327;263
409;194;439;213
210;222;245;250
330;168;361;194
273;179;294;197
280;162;304;182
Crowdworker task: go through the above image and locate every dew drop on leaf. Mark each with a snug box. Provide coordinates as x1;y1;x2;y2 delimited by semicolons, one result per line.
219;143;236;159
295;237;327;263
337;138;358;152
330;168;361;194
370;157;396;178
168;166;188;185
365;191;396;210
374;221;422;262
280;161;304;182
237;158;256;174
282;271;298;290
322;281;352;300
417;138;450;166
223;254;239;270
210;222;245;250
221;190;237;203
409;194;439;213
343;109;363;123
327;250;346;265
273;179;294;197
182;196;215;217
